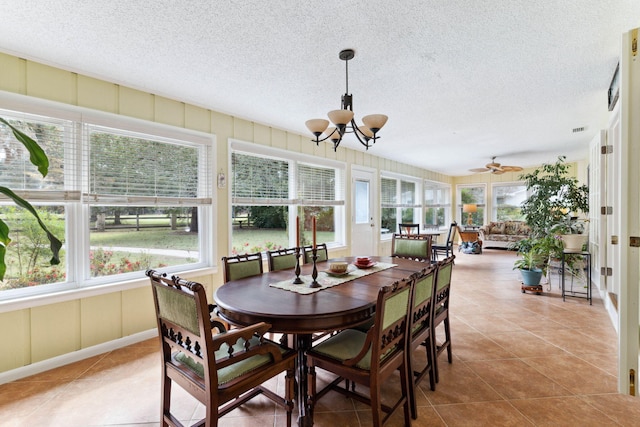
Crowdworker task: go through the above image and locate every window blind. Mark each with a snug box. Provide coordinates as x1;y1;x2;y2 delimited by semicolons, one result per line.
84;125;211;205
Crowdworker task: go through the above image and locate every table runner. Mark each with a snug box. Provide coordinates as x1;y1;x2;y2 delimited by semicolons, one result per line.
269;262;397;295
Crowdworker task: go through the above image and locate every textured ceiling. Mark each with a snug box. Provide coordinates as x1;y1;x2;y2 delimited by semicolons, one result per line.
1;1;639;175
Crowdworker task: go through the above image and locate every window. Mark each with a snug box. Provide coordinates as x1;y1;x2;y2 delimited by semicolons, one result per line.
231;143;345;254
0;107;213;300
457;184;486;227
424;181;451;229
380;174;421;236
492;183;527;221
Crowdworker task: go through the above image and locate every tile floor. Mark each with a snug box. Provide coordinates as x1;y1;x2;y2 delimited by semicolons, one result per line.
3;249;640;426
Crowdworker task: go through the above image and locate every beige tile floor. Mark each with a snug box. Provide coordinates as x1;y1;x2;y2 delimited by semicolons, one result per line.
3;248;640;426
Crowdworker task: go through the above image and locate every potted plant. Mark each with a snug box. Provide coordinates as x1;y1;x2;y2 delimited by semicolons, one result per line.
550;216;589;251
513;240;546;288
518;156;589;241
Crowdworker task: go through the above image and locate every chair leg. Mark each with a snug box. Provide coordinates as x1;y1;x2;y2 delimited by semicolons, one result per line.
285;367;295;427
307;366;317;418
370;375;383;427
444;317;453;363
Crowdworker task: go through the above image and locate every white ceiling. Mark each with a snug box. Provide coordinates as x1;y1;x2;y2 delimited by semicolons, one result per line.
1;1;639;175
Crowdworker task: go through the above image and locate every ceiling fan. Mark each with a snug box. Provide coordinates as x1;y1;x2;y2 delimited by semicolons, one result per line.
469;157;523;175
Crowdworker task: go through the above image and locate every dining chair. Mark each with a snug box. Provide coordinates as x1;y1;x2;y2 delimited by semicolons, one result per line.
398;223;420;235
146;269;296;427
432;255;455;383
306;278;414;427
432;222;457;261
266;247;298;271
303;243;328;263
391;233;432;263
407;263;438;419
221;252;263;283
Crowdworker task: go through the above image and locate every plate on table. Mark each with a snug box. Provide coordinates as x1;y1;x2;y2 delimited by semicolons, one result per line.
324;269;351;277
353;261;377;269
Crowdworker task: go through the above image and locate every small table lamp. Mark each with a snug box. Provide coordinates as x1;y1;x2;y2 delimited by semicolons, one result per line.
462;204;477;226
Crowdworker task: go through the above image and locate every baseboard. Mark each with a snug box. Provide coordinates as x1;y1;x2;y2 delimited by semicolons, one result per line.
0;329;158;385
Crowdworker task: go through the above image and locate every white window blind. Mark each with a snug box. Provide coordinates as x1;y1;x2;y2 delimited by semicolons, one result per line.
0;109;80;202
400;180;419;208
381;177;397;207
231;152;290;204
84;125;211;205
297;163;344;206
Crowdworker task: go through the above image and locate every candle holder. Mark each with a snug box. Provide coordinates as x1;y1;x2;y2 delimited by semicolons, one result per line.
309;248;321;288
292;247;304;284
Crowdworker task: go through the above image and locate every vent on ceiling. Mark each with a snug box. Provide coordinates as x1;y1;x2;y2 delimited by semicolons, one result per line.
572;126;586;133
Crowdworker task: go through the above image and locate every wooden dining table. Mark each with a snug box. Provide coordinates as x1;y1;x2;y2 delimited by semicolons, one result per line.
214;255;428;427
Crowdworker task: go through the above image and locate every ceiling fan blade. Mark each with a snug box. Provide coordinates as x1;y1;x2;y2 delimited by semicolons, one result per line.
485;161;501;169
492;169;506;175
470;167;490;173
501;165;523;172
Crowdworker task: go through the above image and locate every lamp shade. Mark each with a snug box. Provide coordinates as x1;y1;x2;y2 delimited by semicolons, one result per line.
327;109;354;126
362;114;388;133
462;204;477;213
305;119;329;136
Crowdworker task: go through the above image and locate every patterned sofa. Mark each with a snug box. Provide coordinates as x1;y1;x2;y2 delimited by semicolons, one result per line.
478;221;531;249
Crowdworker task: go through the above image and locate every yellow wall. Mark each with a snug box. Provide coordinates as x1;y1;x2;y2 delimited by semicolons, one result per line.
0;52;452;373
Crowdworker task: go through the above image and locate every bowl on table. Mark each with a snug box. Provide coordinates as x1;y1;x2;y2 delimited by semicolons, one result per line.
355;256;375;268
328;261;349;274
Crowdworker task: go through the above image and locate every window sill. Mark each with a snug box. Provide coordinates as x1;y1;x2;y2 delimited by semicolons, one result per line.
0;267;216;313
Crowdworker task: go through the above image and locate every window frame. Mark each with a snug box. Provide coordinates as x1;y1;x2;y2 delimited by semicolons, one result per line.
0;97;215;302
423;180;452;230
229;140;346;252
491;181;528;221
456;183;487;226
380;172;422;239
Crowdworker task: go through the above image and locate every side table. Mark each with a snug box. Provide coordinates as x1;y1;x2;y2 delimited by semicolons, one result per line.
561;250;592;305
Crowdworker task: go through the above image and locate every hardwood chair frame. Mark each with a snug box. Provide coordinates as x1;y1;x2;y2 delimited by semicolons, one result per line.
391;233;433;263
146;269;296;427
407;263;439;419
303;243;328;264
398;223;420;235
221;252;263;283
432;222;457;261
266;247;298;271
432;255;455;383
306;278;414;427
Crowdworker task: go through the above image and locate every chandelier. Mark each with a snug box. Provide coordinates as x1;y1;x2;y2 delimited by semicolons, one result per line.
305;49;388;151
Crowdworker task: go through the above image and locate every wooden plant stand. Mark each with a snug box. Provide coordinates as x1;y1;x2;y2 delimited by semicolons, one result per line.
521;284;543;294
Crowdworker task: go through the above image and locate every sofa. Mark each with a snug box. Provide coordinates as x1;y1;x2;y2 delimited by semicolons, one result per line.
479;221;531;249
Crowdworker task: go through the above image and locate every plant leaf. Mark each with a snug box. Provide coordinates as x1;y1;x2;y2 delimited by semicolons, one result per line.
0;186;62;270
0;219;9;280
0;117;49;177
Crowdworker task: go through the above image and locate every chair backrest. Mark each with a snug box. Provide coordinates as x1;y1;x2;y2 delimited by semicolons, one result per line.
444;222;457;245
366;278;413;374
434;255;455;316
267;247;298;271
147;270;218;387
391;233;432;262
398;223;420;235
410;264;438;338
303;243;328;263
221;252;263;283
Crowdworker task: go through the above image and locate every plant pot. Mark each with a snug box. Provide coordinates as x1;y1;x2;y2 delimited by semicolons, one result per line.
561;234;587;252
519;268;543;286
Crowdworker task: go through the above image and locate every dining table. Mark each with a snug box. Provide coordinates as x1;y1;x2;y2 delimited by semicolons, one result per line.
214;255;429;427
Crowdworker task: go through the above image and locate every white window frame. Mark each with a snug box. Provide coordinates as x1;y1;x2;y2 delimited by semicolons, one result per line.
380;172;422;239
491;181;528;221
423;180;452;230
456;183;487;226
229;140;346;250
0;95;215;302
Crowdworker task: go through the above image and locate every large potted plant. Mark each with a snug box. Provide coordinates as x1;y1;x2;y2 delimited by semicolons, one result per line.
518;156;589;240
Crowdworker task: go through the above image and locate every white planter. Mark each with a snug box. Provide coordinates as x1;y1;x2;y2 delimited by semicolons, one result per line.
561;234;587;252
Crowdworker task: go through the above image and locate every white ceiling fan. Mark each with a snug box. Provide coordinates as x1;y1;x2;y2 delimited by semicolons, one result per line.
469;157;523;175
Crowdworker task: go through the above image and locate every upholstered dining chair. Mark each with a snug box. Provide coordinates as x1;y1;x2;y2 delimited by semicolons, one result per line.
398;223;420;235
146;270;296;427
432;222;457;261
221;252;263;283
432;255;455;383
266;247;298;271
391;233;432;263
306;278;414;427
407;263;439;419
303;243;328;263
